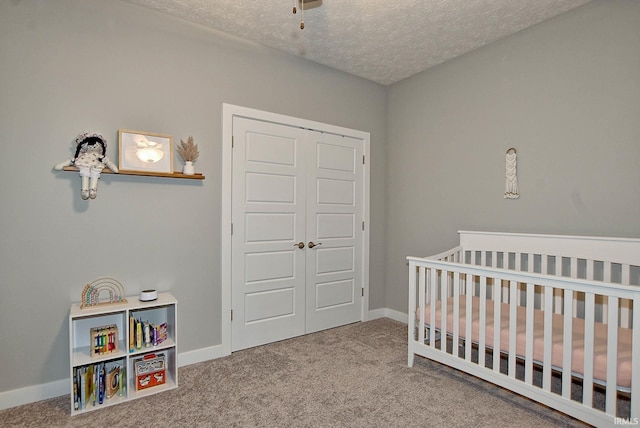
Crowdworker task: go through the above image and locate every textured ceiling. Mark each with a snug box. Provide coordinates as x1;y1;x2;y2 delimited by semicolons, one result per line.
121;0;592;85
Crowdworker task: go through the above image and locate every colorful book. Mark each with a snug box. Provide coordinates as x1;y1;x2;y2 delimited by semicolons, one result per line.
98;363;105;404
73;367;78;411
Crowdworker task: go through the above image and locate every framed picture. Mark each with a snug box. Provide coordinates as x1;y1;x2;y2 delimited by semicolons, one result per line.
118;129;173;173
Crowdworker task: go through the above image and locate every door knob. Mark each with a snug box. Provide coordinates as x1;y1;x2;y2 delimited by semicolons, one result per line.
308;241;322;249
294;242;305;249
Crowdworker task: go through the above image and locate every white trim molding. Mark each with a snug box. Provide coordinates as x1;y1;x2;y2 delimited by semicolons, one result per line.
0;379;68;411
178;344;226;367
368;308;408;324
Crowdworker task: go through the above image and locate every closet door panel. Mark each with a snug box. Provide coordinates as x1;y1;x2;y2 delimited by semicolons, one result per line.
316;213;355;239
306;133;363;333
231;118;307;351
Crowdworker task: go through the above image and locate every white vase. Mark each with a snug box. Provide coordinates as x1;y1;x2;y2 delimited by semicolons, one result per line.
183;161;195;175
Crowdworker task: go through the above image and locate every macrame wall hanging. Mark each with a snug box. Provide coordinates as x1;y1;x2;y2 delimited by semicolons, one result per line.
504;148;519;199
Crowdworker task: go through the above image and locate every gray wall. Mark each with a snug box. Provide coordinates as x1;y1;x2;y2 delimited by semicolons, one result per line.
385;0;640;313
2;0;639;400
0;0;387;393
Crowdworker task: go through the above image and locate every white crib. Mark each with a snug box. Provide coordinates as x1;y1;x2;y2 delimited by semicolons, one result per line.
407;231;640;427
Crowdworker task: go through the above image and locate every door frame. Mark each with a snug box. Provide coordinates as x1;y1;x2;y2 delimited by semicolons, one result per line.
221;103;370;355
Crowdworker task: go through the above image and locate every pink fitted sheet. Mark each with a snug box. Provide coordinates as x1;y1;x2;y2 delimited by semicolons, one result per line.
419;296;632;389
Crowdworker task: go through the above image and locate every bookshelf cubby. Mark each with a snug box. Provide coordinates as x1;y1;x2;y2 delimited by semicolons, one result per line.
68;292;178;415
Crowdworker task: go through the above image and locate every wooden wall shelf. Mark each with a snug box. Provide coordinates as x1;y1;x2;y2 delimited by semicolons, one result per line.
62;166;205;180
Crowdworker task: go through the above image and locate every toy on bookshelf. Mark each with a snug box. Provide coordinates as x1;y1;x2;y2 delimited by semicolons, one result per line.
80;277;127;309
134;353;166;391
106;365;120;399
90;325;119;357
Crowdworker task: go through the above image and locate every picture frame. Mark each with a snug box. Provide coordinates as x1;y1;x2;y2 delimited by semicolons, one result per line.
118;129;173;174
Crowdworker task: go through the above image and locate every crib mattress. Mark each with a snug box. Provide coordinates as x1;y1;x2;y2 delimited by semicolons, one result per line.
419;296;632;389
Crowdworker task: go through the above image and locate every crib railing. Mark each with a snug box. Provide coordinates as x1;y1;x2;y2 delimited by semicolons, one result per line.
408;255;640;426
462;249;637;284
459;248;639;327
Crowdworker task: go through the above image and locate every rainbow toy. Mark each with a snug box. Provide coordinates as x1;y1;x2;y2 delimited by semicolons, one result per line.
80;277;127;309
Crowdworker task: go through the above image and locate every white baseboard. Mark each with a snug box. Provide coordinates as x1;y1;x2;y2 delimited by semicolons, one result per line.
178;344;227;367
368;308;407;324
1;308;404;411
0;378;68;411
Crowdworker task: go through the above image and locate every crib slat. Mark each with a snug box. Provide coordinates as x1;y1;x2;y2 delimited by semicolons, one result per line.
583;292;595;407
545;255;561;315
502;274;509;302
465;273;473;361
622;263;630;285
525;283;534;385
554;256;578;314
621;298;631;329
543;286;553;391
479;276;487;367
618;264;632;328
604;261;612;283
562;288;573;399
408;261;417;367
452;273;460;355
493;277;501;373
498;251;508;301
586;259;594;280
429;268;437;349
553;288;563;315
587;260;609;325
440;270;448;352
605;296;618;416
508;281;517;379
418;266;426;345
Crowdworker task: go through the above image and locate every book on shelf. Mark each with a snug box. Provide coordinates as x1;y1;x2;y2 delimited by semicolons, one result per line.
129;314;168;352
73;360;124;411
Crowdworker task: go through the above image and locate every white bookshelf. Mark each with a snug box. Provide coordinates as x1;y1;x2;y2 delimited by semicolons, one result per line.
68;292;178;415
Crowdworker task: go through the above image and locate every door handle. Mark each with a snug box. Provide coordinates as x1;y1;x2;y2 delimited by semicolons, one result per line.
294;242;305;249
308;241;322;249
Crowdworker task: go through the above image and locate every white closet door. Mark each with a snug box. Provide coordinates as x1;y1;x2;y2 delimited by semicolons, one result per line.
231;117;307;351
231;117;364;351
305;132;363;333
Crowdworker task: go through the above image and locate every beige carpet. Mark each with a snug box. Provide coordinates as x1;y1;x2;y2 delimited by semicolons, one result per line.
1;318;586;427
